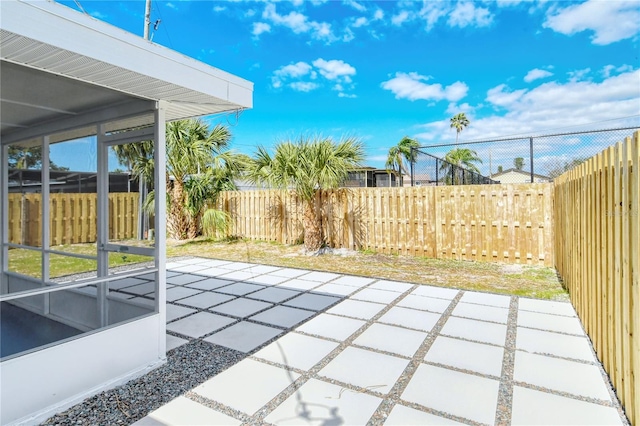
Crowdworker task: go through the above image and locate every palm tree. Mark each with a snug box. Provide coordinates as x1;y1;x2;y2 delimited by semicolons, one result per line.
440;148;482;185
124;119;242;240
245;136;364;253
450;113;470;145
385;136;419;186
514;157;525;171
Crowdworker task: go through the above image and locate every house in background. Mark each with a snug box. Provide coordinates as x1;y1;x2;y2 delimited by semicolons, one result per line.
343;167;402;188
491;168;551;184
0;1;252;424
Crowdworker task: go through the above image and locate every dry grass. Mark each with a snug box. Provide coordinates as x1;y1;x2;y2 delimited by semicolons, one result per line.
167;238;568;300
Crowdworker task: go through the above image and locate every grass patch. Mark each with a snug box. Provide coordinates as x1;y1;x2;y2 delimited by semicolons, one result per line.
9;238;568;300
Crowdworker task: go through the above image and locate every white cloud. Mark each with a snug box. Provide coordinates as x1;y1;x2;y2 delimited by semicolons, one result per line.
447;2;494;28
524;68;553;83
252;22;271;37
381;72;469;102
601;64;634;78
417;69;640;145
352;17;369;28
392;10;412;26
212;5;227;13
261;3;337;43
90;11;107;19
544;0;640;45
446;102;476;115
338;92;357;98
343;0;366;13
312;59;356;82
420;2;449;31
373;9;384;21
567;68;591;82
271;58;357;96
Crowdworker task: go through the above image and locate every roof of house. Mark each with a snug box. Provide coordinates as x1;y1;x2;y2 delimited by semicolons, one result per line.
1;0;253;147
492;168;551;180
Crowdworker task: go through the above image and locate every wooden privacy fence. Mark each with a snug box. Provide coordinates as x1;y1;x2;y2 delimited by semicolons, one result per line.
554;131;639;424
7;193;138;246
219;183;554;266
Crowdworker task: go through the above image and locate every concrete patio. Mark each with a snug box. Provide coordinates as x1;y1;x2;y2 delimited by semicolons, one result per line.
108;257;624;425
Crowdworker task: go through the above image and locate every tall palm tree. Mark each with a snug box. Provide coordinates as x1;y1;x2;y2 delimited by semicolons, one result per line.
440;148;482;185
450;113;470;145
245;136;364;252
385;136;419;186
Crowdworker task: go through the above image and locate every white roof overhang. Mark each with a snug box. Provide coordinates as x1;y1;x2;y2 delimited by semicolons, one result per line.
0;0;253;146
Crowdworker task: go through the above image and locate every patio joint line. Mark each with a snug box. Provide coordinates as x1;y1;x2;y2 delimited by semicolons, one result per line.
512;381;616;407
367;289;464;426
494;295;518;426
242;281;422;425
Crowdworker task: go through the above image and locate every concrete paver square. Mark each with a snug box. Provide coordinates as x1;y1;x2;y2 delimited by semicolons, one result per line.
166;304;197;322
210;298;272;318
192;267;229;277
368;280;414;293
250;306;315;328
197;259;232;268
214;282;265;296
217;270;261;282
327;299;385;320
440;316;507;346
204;321;282;353
244;265;280;274
386;404;465;425
173;258;210;265
166;286;202;302
217;261;255;270
312;283;357;297
397;295;451;313
121;281;157;296
284;293;341;311
270;268;309;278
109;277;148;290
178;292;235;309
518;298;577;317
351;288;401;304
277;279;320;292
193;359;299;415
186;278;233;291
518;310;585;335
353;323;427;357
133;396;241;425
459;291;510;308
410;286;458;300
514;351;611;400
169;264;210;273
166;274;206;286
452;302;509;324
330;276;375;288
425;336;504;377
378;307;440;332
402;364;499;425
265;378;382;425
244;274;290;285
246;287;301;303
318;346;409;394
254;332;339;370
166;334;189;351
511;386;622;425
298;271;340;282
166;312;235;338
516;327;594;362
296;313;365;341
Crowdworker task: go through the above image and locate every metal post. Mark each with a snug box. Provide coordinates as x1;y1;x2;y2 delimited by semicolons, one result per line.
42;136;50;313
451;163;455;185
143;0;152;40
530;137;534;183
0;143;8;291
410;147;415;187
97;125;109;327
154;101;167;356
435;159;439;186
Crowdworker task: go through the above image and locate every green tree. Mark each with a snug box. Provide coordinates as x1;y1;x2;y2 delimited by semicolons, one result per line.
514;157;525;170
497;165;503;173
545;157;586;178
440;148;482;185
385;136;419;186
8;146;69;171
245;136;364;252
128;119;242;240
450;113;470;145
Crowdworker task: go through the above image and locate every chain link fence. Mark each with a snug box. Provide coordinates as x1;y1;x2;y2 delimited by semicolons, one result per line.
411;127;640;186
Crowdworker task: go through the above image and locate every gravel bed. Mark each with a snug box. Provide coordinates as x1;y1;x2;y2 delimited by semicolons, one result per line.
41;341;244;425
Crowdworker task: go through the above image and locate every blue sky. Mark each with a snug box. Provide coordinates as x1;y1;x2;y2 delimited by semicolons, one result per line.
56;0;639;174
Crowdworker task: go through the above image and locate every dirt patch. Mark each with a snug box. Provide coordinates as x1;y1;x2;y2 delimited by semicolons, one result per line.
166;239;567;300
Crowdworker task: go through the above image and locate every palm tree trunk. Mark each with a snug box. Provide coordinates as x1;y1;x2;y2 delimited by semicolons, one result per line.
168;180;189;239
303;196;322;252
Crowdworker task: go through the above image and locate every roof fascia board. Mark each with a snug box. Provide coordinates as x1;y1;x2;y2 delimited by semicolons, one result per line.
1;1;252;107
2;98;156;146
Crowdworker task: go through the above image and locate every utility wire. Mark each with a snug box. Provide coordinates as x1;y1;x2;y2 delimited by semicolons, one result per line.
73;0;88;15
154;1;175;49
